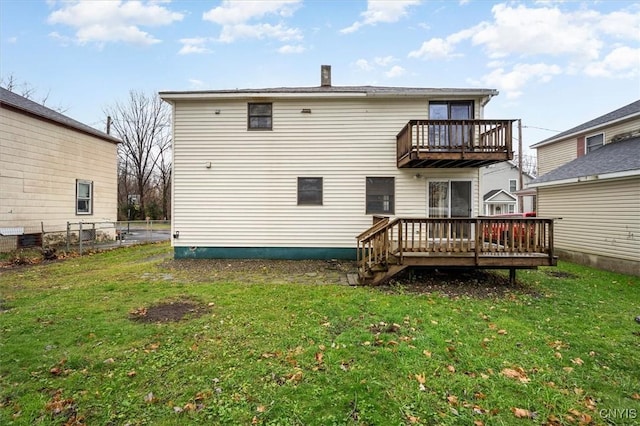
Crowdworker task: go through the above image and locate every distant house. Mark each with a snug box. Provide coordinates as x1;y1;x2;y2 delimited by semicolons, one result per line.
529;100;640;276
480;161;535;215
0;87;120;250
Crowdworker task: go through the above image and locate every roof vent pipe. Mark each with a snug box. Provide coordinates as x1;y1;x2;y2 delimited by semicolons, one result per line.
321;65;331;87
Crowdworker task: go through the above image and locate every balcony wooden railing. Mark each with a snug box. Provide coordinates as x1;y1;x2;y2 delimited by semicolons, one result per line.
397;119;515;168
357;217;556;285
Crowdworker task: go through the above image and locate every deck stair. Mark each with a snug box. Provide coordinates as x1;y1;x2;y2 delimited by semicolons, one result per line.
356;216;557;285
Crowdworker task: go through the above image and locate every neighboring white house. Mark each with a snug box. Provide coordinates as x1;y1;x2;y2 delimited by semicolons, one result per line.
160;66;515;260
529;100;640;276
480;161;535;215
0;87;120;250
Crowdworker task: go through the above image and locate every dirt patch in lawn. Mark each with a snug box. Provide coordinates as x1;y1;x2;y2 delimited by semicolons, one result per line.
383;268;540;299
545;270;578;279
160;259;537;299
129;299;211;323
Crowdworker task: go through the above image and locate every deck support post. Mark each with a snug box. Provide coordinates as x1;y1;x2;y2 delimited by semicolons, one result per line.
509;268;516;284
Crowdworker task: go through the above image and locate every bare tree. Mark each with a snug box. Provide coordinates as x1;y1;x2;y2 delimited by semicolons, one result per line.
1;73;67;112
105;90;171;220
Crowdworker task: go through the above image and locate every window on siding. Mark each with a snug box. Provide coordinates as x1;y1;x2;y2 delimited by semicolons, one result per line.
366;177;395;214
76;180;93;215
508;204;515;213
586;133;604;153
298;177;323;205
509;179;517;193
248;103;272;130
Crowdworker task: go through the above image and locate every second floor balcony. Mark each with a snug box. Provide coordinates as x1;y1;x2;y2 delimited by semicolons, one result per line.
397;119;515;168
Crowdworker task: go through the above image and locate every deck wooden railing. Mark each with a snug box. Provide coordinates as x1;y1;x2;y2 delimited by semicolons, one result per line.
357;217;555;273
397;119;514;162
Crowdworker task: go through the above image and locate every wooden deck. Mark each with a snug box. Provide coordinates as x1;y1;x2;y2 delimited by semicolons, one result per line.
357;217;557;285
397;120;515;168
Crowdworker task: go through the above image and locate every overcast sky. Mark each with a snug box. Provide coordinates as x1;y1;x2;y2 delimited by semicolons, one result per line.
1;0;639;152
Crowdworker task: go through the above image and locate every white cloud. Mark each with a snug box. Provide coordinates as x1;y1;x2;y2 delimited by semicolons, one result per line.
47;0;183;46
178;37;212;55
374;56;396;66
355;59;373;71
188;79;205;89
585;46;640;78
409;38;456;60
341;0;421;34
278;44;305;54
203;0;302;43
410;2;640;97
471;63;562;99
218;23;301;43
7;36;18;44
385;65;406;78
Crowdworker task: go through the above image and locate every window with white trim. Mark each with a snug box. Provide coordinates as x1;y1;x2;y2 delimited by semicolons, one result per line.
76;180;93;215
586;133;604;153
509;179;517;193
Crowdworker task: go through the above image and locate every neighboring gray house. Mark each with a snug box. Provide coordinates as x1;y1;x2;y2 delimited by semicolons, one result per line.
529;100;640;276
480;161;534;215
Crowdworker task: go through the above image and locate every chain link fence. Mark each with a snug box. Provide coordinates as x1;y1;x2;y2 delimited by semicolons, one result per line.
0;220;171;255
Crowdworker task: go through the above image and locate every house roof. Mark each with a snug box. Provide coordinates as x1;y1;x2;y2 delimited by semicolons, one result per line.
160;85;499;101
530;99;640;148
529;136;640;187
483;189;517;202
0;87;120;144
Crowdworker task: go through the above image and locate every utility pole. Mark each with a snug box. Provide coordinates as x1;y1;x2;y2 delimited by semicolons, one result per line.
518;119;524;213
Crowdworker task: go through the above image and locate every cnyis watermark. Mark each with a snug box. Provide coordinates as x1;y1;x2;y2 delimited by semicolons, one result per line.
599;408;638;420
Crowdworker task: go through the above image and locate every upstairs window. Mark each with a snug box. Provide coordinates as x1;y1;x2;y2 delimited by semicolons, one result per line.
76;180;93;215
366;177;395;214
586;133;604;153
248;103;272;130
509;179;517;193
297;177;323;205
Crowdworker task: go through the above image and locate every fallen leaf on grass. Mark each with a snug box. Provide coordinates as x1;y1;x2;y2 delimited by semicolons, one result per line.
127;371;136;377
144;392;157;404
257;405;266;413
511;407;535;418
474;421;484;426
423;350;432;358
447;365;456;373
632;393;640;400
415;373;426;384
407;415;421;423
447;395;458;405
571;358;584;366
501;367;530;383
497;329;507;335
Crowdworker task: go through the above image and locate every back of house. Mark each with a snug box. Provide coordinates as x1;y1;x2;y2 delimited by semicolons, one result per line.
161;66;516;260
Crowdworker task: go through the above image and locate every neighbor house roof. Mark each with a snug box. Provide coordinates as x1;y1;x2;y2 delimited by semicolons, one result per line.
530;99;640;149
483;189;517;202
529;136;640;187
160;86;498;101
0;87;120;145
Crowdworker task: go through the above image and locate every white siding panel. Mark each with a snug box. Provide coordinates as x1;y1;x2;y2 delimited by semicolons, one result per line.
538;178;640;262
172;98;480;248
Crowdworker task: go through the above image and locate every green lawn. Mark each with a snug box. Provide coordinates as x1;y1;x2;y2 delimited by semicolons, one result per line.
1;243;638;425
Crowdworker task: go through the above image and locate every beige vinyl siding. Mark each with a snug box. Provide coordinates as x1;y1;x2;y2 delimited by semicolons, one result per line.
602;118;640;143
538;177;640;263
537;138;576;176
0;107;118;232
172;97;481;248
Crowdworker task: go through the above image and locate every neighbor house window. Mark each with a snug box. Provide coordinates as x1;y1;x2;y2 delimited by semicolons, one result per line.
76;180;93;215
248;103;272;130
298;177;323;205
586;133;604;153
366;177;395;214
509;179;517;192
508;204;515;213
